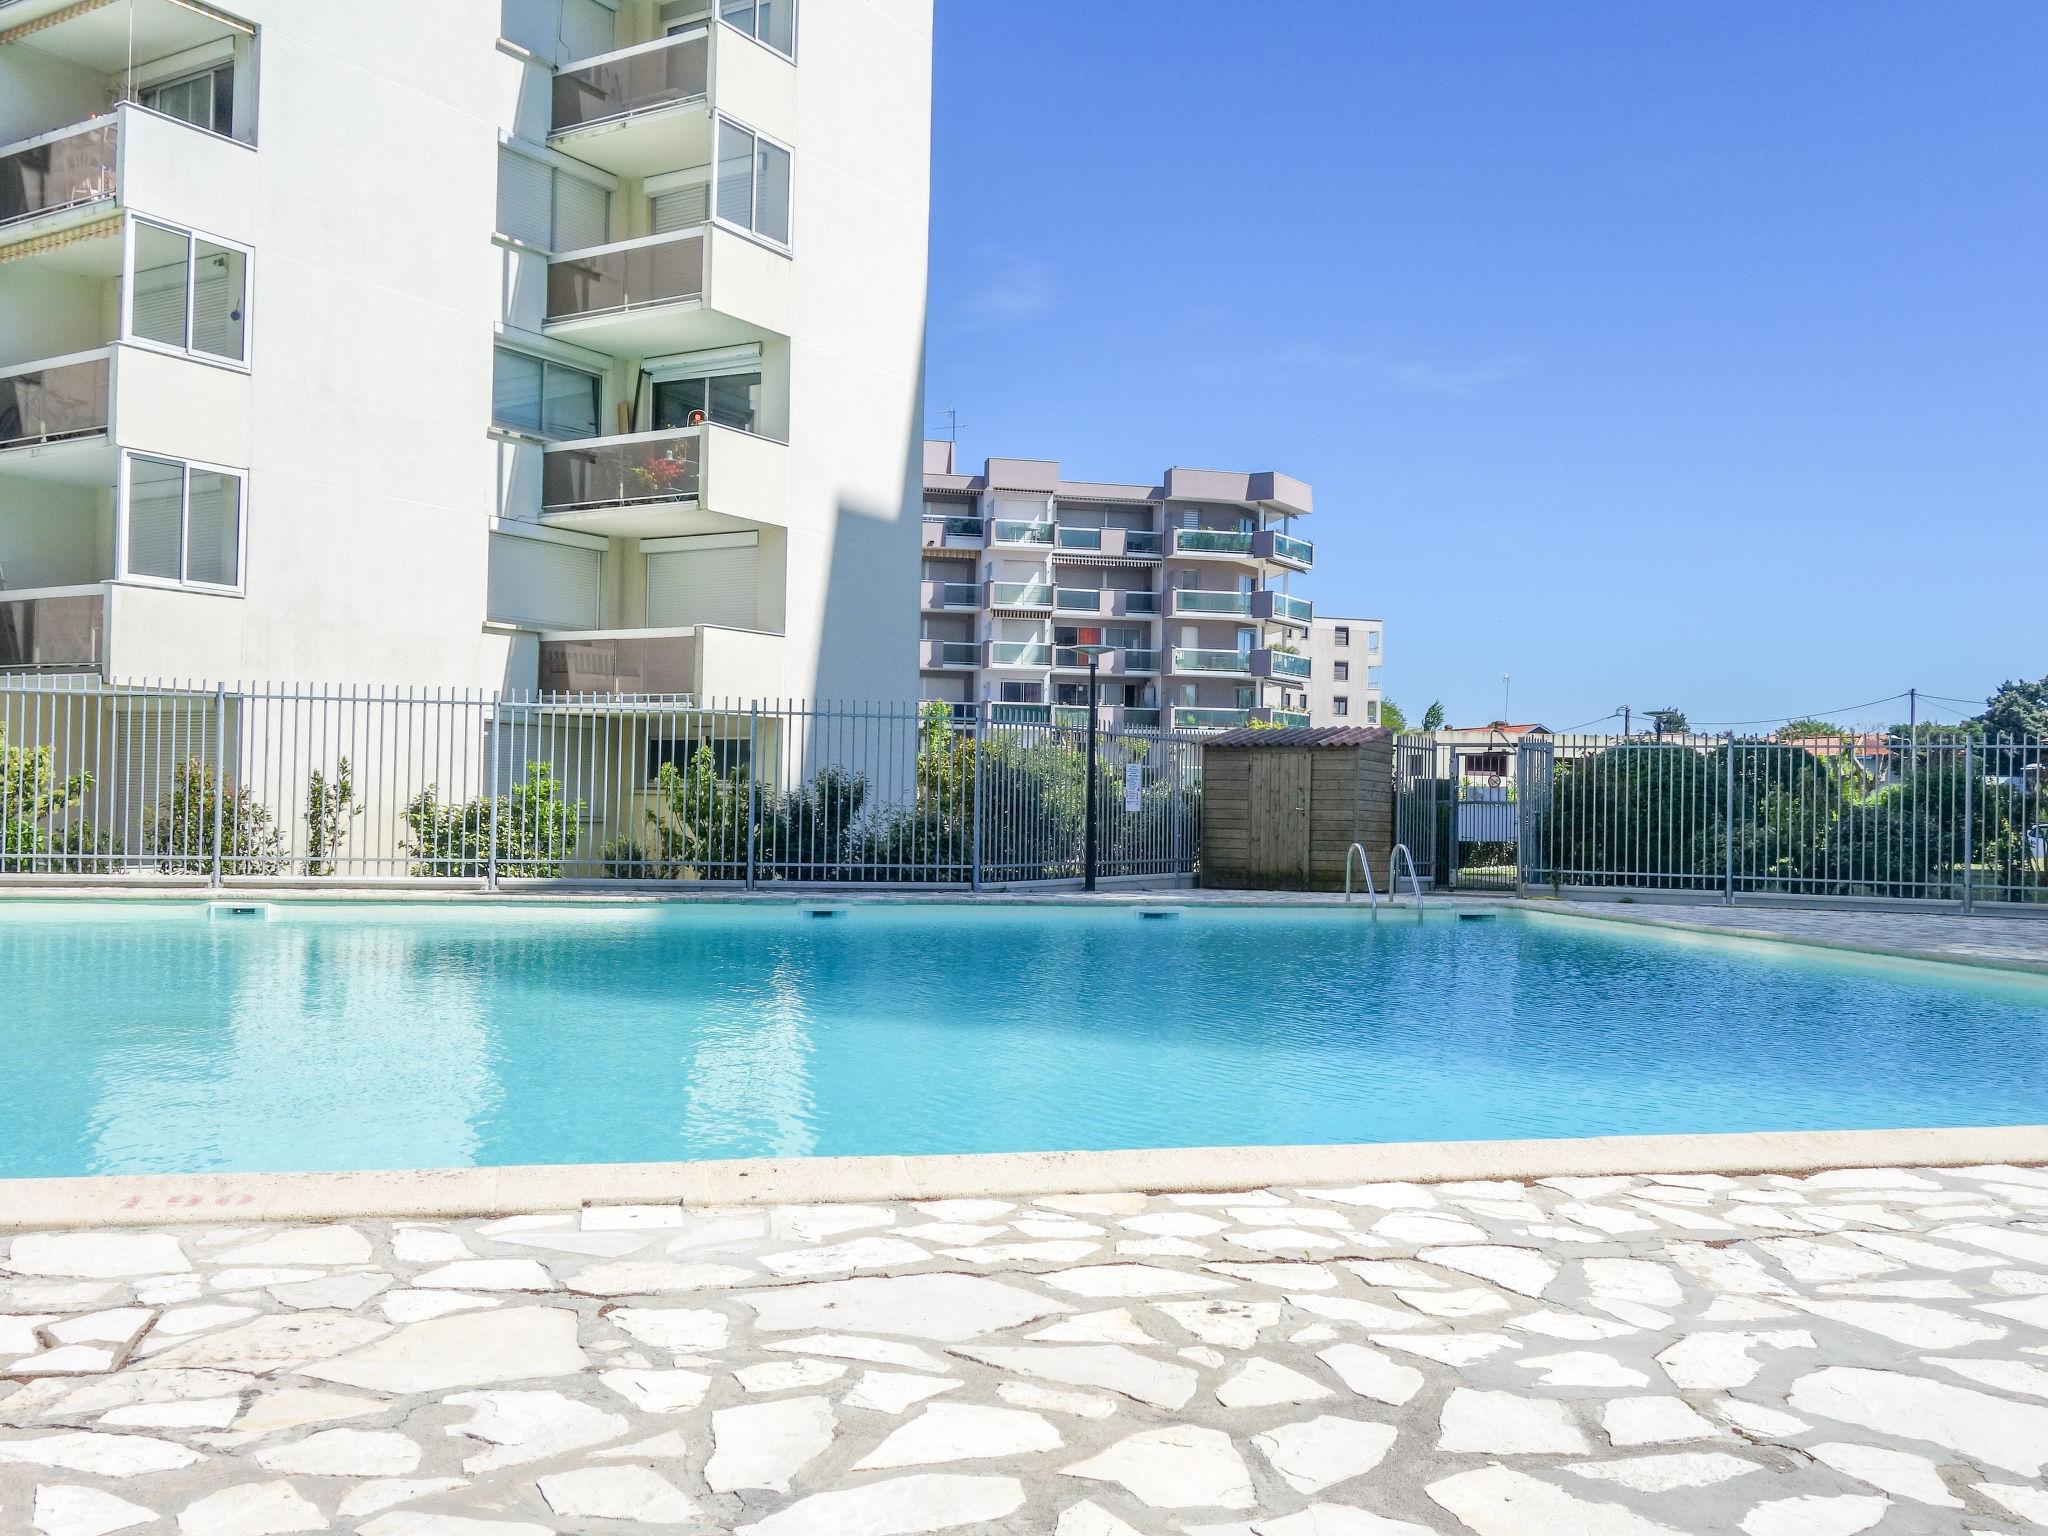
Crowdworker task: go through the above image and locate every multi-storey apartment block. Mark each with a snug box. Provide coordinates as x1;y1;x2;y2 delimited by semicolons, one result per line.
0;0;931;701
1305;614;1384;725
919;442;1318;732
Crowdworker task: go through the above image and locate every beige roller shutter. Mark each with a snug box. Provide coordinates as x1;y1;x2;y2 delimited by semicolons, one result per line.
644;534;757;630
489;531;601;629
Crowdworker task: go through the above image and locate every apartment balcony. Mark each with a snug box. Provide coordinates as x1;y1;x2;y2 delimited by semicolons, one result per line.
989;519;1053;548
1052;646;1159;675
990;702;1051;725
1252;647;1312;682
918;639;979;670
921;514;985;551
1171;589;1253;618
548;23;794;179
544;225;790;357
0;585;106;674
1251;589;1312;629
537;629;696;696
1171;648;1253;677
1171;527;1256;561
1172;706;1249;732
918;579;981;612
0;103;255;251
1053;526;1163;559
1254;529;1315;570
1264;709;1311;727
986;580;1052;613
1050;588;1160;619
0;349;111;479
0;344;246;490
984;641;1050;669
539;421;787;537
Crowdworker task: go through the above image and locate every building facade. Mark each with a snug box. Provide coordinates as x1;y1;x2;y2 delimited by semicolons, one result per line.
0;0;931;701
919;442;1319;732
1304;614;1384;725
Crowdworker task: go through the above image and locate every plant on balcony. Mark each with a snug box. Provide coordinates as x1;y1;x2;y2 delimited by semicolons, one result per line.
0;721;96;873
143;759;289;875
402;763;582;877
303;757;362;877
628;452;692;499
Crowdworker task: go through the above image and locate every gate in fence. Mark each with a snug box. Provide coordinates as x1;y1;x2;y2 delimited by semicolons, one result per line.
0;679;1203;890
1391;732;1520;891
1403;728;2048;912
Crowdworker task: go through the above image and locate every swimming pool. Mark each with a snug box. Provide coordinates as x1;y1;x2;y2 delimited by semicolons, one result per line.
3;901;2046;1178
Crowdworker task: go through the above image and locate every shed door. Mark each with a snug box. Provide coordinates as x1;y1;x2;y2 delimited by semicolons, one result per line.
1248;751;1312;886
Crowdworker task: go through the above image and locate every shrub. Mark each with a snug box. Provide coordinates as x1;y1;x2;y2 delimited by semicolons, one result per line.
402;763;582;877
303;757;362;877
143;759;289;875
0;721;95;873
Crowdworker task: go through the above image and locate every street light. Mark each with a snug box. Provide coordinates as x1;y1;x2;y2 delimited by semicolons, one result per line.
1072;642;1117;891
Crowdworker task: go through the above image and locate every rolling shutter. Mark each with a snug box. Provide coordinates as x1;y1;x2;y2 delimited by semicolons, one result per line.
496;148;552;247
644;536;757;629
553;173;608;251
489;532;601;629
650;181;708;233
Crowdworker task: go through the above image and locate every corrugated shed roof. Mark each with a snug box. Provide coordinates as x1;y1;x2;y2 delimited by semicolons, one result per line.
1205;726;1394;749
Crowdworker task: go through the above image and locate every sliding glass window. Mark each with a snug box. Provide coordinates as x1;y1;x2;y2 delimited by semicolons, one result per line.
714;118;791;247
125;218;251;364
123;455;244;590
717;0;795;58
492;349;601;439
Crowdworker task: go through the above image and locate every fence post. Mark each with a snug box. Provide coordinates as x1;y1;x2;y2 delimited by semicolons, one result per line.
209;682;227;890
485;693;500;892
970;700;985;892
1962;741;1974;914
746;700;760;891
1723;734;1736;906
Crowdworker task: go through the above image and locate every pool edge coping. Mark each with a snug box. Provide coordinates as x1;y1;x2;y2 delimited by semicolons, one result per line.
7;1124;2045;1231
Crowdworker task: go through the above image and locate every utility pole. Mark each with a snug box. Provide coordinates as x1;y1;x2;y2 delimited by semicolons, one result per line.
1502;673;1510;721
1621;705;1632;740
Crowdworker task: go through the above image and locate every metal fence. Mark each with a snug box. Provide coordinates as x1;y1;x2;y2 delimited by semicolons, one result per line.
1509;732;2047;910
0;678;1202;889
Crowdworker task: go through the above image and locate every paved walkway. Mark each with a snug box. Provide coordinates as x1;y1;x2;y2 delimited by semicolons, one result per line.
7;1166;2048;1534
1525;902;2048;974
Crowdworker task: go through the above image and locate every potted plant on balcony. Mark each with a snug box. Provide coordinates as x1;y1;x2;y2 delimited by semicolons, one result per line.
628;452;691;500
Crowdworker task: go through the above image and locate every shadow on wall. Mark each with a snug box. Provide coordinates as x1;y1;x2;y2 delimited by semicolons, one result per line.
810;326;928;705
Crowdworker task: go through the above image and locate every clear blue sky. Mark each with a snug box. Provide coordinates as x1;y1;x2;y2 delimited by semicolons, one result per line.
924;2;2047;732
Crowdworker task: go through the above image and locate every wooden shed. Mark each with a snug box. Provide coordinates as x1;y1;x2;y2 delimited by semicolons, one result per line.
1201;726;1395;890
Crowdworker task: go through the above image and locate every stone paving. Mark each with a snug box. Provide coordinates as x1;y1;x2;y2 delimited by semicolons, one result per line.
7;1168;2048;1534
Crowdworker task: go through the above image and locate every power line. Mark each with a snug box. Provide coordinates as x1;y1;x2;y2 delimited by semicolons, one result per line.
1562;709;1623;732
1687;692;1908;729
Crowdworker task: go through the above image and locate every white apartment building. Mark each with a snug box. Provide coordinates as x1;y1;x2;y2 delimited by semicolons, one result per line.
0;0;931;702
1304;614;1383;725
920;442;1320;732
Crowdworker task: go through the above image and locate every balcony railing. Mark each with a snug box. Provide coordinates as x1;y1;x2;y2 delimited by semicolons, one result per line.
1266;531;1315;566
548;230;705;322
1124;530;1164;556
1266;709;1311;728
543;427;701;510
1256;590;1313;626
1268;650;1311;679
920;640;979;668
1124;648;1160;672
1173;707;1248;731
0;117;117;229
922;581;979;609
986;642;1050;667
988;581;1051;608
553;29;711;133
1173;528;1254;556
1172;589;1253;616
538;630;695;696
0;586;105;673
1122;590;1160;614
1055;526;1101;550
0;351;110;450
990;520;1053;546
1122;707;1162;730
1053;588;1101;613
1173;649;1253;675
1052;705;1091;729
921;514;985;547
991;702;1051;725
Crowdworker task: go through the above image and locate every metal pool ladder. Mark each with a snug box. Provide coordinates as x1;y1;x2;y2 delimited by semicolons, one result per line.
1390;843;1425;916
1344;842;1380;914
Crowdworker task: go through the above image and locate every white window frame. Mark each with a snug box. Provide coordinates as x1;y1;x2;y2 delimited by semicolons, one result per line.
716;0;798;60
121;216;254;371
115;451;248;595
712;115;792;251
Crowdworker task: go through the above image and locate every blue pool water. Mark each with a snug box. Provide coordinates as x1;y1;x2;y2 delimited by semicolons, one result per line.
3;902;2046;1178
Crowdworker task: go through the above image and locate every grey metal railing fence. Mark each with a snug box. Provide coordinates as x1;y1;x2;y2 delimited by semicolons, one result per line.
0;679;1202;889
1501;732;2045;910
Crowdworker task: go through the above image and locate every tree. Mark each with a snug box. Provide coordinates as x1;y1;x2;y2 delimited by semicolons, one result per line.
1780;718;1847;741
1976;676;2048;741
1379;700;1409;733
1648;707;1688;737
1420;700;1446;731
144;760;288;875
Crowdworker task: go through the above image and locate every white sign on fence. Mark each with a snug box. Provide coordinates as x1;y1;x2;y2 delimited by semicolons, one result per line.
1124;762;1144;812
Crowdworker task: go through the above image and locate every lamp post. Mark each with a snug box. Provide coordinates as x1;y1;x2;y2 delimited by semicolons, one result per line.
1073;643;1116;891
